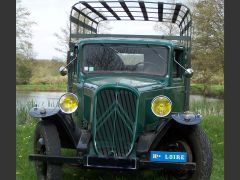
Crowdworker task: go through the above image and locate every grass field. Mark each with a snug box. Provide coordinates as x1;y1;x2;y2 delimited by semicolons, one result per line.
16;83;67;92
190;84;224;98
16;100;224;179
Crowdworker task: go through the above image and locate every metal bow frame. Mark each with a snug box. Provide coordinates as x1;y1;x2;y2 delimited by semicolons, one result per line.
69;0;192;51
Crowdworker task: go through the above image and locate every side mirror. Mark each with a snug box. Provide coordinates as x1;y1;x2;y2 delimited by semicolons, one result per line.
184;68;194;78
59;66;67;76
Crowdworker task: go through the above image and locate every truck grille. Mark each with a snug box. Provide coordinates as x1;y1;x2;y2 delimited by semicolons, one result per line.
94;88;138;157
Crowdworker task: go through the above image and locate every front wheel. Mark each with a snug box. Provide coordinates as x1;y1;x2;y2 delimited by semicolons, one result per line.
157;125;213;180
34;121;62;180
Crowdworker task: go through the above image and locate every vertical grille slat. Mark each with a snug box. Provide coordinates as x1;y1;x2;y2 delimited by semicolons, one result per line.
95;88;137;157
101;91;111;152
96;93;107;153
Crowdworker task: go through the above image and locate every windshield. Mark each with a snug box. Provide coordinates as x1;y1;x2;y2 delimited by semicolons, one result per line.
82;44;168;76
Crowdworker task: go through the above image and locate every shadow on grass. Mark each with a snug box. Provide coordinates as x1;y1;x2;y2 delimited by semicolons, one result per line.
63;167;175;180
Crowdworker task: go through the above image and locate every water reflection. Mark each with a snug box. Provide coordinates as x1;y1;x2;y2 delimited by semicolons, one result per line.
16;91;222;108
16;91;65;108
190;95;221;102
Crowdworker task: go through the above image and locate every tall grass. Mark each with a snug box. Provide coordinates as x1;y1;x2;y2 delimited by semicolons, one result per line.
16;100;58;125
190;99;224;116
16;100;35;125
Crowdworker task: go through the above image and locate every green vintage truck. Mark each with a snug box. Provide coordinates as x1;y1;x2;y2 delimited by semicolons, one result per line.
29;1;212;179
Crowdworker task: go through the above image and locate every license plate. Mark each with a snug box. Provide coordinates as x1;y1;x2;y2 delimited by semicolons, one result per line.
150;151;187;163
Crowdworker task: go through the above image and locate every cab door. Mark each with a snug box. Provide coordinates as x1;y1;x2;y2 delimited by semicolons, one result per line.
170;48;185;112
71;46;84;127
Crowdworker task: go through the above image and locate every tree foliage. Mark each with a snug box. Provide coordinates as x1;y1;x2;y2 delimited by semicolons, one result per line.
54;21;70;58
191;0;224;86
54;8;111;59
16;0;35;59
30;60;66;84
16;0;35;84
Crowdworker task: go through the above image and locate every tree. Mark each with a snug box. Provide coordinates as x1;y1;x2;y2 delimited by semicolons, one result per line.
54;8;111;59
191;0;224;92
16;0;35;84
54;20;70;58
16;0;36;59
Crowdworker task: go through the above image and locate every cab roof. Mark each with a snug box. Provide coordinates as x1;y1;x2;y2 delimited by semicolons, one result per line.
78;37;181;47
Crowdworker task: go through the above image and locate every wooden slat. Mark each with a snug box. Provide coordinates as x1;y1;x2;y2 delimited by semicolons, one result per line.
100;1;121;20
172;3;181;23
72;6;98;24
70;16;97;33
179;9;189;27
139;1;148;20
119;0;135;20
158;2;163;22
180;20;192;34
81;1;107;20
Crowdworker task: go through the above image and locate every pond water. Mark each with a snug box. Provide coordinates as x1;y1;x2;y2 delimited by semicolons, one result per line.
16;91;222;108
16;91;65;108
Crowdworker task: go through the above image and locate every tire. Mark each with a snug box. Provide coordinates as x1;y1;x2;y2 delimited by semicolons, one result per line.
186;126;213;180
156;125;213;180
34;121;62;180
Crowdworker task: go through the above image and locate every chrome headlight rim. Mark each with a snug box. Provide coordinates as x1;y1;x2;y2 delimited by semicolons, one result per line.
58;92;79;114
151;95;172;117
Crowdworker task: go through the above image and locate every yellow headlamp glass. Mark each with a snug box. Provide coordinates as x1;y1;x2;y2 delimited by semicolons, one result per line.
151;95;172;117
59;93;78;114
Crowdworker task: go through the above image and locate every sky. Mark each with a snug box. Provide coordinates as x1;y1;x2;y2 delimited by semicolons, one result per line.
21;0;182;60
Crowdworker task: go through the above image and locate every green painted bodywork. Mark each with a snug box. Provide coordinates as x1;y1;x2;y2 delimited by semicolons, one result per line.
68;37;189;157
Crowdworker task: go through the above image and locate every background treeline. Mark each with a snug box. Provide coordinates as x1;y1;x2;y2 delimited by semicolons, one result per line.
16;0;66;85
16;56;66;85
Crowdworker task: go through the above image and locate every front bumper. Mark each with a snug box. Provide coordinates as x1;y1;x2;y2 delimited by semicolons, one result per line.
29;154;196;171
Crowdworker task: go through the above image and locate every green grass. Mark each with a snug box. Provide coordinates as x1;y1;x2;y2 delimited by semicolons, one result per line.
190;99;224;116
16;83;67;92
16;115;224;179
190;84;224;98
16;122;37;179
200;116;224;180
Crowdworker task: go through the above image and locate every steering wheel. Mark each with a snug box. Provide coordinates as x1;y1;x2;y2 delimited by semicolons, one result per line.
135;62;156;67
134;62;159;72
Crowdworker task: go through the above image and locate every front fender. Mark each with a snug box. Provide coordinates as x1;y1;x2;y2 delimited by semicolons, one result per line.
171;112;202;125
29;107;81;149
29;107;60;118
136;112;202;155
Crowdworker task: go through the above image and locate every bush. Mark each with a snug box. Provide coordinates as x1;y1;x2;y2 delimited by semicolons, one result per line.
29;60;66;84
16;54;32;84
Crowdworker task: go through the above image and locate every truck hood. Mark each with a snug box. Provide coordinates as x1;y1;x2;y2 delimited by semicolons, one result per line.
84;76;166;91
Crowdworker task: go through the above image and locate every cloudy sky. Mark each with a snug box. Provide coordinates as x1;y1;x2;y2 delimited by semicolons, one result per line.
21;0;181;60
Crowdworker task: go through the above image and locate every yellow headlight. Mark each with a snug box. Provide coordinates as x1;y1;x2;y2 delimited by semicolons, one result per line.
59;93;78;114
151;95;172;117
